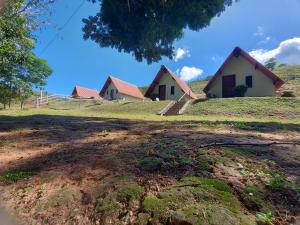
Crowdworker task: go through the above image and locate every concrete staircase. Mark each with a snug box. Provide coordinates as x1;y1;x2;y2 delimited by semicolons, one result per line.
163;99;192;116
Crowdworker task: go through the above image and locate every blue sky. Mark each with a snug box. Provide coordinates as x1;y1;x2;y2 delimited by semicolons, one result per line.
34;0;300;94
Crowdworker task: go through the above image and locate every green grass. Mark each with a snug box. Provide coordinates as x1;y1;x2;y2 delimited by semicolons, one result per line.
1;96;299;128
186;97;300;120
1;170;38;184
45;100;170;114
272;65;300;80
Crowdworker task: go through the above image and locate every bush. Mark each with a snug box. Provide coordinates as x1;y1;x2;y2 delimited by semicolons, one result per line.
281;91;295;97
233;85;248;97
149;93;159;101
138;157;162;172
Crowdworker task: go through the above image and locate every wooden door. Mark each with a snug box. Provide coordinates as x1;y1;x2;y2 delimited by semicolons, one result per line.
158;85;166;100
110;89;114;100
222;75;236;98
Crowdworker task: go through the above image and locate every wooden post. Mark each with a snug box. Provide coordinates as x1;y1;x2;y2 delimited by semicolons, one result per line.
46;92;48;104
40;89;43;103
35;96;39;108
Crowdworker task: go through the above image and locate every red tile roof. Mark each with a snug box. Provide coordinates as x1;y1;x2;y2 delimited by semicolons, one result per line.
203;47;285;94
100;76;145;100
144;65;198;99
72;86;101;99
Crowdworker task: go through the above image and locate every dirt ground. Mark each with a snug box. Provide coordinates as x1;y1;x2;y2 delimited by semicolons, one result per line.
0;114;299;225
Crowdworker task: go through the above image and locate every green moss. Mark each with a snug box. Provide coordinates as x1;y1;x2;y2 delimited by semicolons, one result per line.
43;187;73;209
95;180;145;224
180;177;232;193
116;183;144;205
140;177;251;225
172;204;240;225
142;196;169;224
138;157;162;172
240;185;274;212
196;154;212;171
143;196;166;214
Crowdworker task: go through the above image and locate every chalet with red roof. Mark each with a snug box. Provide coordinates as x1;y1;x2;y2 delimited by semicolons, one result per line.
203;47;284;98
144;65;197;101
72;86;101;99
100;76;145;101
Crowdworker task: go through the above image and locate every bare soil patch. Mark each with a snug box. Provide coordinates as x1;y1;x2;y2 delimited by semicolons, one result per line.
0;115;299;225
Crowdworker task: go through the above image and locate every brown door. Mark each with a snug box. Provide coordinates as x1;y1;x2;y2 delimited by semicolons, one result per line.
222;75;236;98
158;85;166;100
110;89;114;99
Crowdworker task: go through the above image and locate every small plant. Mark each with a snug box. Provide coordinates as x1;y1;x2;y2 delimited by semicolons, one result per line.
0;139;14;148
233;85;248;97
0;169;38;184
138;157;162;172
269;174;285;189
180;156;193;166
240;168;251;176
256;212;275;225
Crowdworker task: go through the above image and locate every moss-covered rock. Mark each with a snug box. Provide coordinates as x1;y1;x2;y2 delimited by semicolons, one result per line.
240;185;275;213
171;204;240;225
140;176;256;225
94;179;144;224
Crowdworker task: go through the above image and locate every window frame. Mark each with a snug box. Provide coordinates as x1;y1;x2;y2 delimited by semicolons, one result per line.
170;86;175;95
246;75;253;88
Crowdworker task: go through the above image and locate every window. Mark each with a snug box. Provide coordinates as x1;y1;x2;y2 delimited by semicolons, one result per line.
116;89;118;94
106;90;108;95
171;86;175;95
246;76;253;88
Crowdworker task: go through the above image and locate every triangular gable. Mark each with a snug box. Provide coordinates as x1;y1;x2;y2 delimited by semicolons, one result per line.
145;65;198;99
72;86;100;99
203;47;285;94
100;76;145;100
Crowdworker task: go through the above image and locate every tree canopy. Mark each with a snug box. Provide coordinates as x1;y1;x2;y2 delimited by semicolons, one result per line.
0;0;52;108
83;0;235;64
265;57;277;70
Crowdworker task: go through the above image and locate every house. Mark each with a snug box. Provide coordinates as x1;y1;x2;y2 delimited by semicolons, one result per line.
100;76;145;101
203;47;284;98
71;86;101;99
144;65;198;100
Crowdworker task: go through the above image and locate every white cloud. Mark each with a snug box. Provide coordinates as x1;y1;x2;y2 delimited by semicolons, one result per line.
253;26;265;37
174;48;190;62
178;66;203;81
211;55;224;62
249;37;300;65
259;36;272;45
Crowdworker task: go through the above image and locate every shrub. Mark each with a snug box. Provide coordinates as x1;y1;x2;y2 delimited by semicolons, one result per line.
233;85;248;97
138;157;162;172
149;93;158;101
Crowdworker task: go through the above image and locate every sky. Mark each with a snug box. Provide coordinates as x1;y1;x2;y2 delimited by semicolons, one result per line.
33;0;300;95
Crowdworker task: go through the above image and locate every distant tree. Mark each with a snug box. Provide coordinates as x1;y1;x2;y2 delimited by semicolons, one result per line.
278;63;287;67
0;0;52;109
83;0;235;64
265;58;277;70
